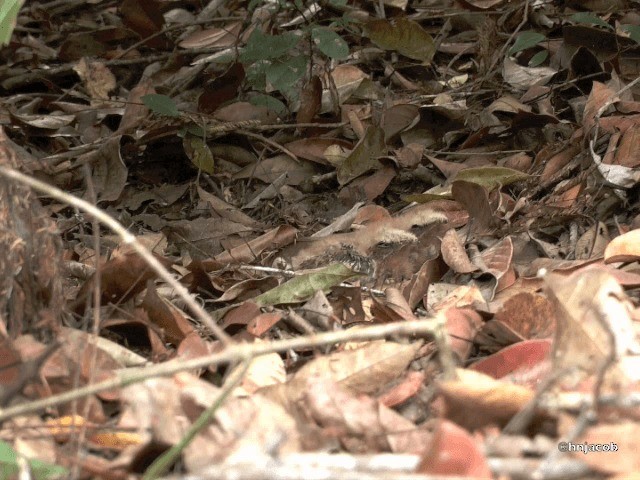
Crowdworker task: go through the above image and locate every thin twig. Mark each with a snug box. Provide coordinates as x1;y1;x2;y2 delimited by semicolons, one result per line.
115;15;237;60
486;0;530;78
69;164;103;480
0;165;232;345
142;360;250;480
0;318;438;422
237;129;299;162
249;121;346;131
2;47;239;90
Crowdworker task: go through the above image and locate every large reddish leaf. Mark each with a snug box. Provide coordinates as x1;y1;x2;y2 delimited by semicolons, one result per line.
417;420;491;478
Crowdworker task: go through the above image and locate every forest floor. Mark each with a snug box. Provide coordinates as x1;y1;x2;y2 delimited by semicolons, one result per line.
2;0;640;478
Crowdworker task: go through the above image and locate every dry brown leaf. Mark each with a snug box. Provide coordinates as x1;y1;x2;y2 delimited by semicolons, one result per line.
493;292;556;340
500;151;532;172
178;22;241;49
100;313;170;362
296;340;421;395
260;340;422;412
285;137;353;165
610;124;640;167
381;104;420;142
234;154;315;185
121;373;300;471
481;236;516;294
279;204;446;270
575;221;609;260
416;419;491;478
209;225;298;268
321;65;368;113
377;370;425;407
76;135;128;202
9;111;75;130
441;229;478;274
502;57;556;90
583;81;616;134
165;216;254;259
73;252;173;310
543;268;640;388
470;339;552;382
198;63;245;114
337;125;386;185
371;287;418;323
120;0;170;49
338;164;397;204
428;284;486;314
117;78;154;134
457;0;505;8
73;58;116;105
226;346;286;395
213;101;278;123
443;308;483;362
302;377;431;454
140;284;196;345
395;143;424;169
296;75;322;124
452;180;495;233
605;228;640;263
436;368;535;430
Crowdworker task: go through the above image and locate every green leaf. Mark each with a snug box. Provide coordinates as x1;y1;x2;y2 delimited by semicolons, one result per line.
265;56;307;92
570;12;612;30
209;50;236;64
29;459;68;480
250;94;287;116
141;94;180;117
240;29;300;63
0;441;18;479
255;263;363;305
363;18;435;63
623;25;640;45
178;123;206;138
312;27;349;60
509;31;546;55
246;60;268;91
183;133;215;174
452;166;530;191
0;441;67;480
528;50;548;67
0;0;24;46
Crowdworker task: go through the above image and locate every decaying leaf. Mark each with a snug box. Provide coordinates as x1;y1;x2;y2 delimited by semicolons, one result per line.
364;18;436;63
436;368;536;430
543;268;640;388
337;125;386;185
7;1;640;477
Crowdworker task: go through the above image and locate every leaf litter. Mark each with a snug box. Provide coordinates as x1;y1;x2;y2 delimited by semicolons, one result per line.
2;0;640;478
